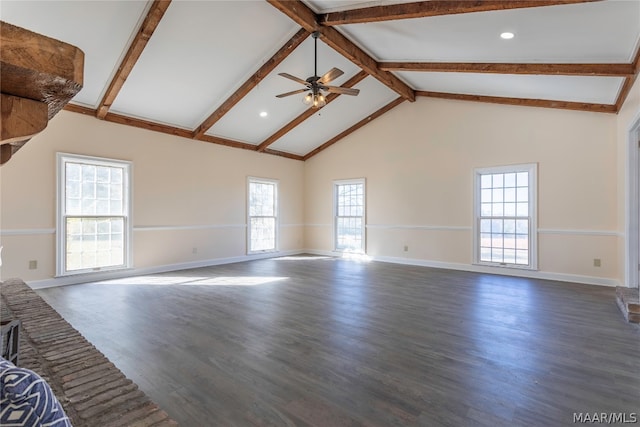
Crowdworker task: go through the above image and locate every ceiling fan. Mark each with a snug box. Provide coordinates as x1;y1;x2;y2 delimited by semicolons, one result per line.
276;31;360;108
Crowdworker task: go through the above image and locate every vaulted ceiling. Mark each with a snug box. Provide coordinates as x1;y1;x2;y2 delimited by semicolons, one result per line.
3;0;639;160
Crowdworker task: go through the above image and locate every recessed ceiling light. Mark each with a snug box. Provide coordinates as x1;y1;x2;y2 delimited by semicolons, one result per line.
500;32;515;40
259;111;268;117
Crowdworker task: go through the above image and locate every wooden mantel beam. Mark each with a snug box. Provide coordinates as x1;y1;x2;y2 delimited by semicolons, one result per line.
1;21;83;117
319;0;601;26
1;21;84;164
96;0;171;119
267;0;415;102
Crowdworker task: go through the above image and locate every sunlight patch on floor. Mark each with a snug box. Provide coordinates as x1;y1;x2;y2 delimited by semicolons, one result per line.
95;275;288;286
275;255;333;261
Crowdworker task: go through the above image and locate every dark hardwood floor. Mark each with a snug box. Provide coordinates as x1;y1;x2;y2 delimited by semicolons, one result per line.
37;256;640;426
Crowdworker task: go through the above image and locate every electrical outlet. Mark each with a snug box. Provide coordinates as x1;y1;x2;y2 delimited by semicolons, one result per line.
593;258;601;267
403;245;409;252
28;260;38;270
192;247;198;254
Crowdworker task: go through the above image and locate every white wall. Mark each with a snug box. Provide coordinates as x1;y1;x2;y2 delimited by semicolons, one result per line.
304;97;621;286
0;111;305;284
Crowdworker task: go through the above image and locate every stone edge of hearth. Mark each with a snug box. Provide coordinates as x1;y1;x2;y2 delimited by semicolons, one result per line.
1;278;179;427
616;286;640;323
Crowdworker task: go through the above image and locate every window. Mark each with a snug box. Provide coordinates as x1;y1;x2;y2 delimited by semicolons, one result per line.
57;153;132;276
334;179;366;253
248;178;278;253
474;164;537;269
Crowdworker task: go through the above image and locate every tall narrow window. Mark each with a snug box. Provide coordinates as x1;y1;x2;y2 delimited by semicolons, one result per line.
248;178;278;253
334;179;366;253
57;153;131;276
474;164;537;269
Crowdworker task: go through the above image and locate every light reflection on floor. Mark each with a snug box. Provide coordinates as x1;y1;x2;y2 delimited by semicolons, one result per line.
92;275;289;286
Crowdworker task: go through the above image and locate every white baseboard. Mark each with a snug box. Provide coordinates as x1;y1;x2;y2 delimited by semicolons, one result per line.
27;249;621;290
27;250;303;289
303;249;620;287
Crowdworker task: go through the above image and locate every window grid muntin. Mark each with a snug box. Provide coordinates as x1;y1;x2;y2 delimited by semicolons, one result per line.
478;169;532;267
334;180;365;252
248;179;277;253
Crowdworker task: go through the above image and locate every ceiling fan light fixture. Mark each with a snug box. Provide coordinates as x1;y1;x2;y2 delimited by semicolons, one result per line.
303;92;314;106
313;93;326;108
303;92;327;108
276;31;358;107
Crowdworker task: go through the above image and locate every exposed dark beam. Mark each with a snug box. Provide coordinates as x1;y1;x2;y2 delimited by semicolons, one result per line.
63;104;303;160
320;0;601;26
96;0;172;119
193;28;310;139
104;112;193;139
64;103;95;116
304;97;405;160
256;70;368;152
263;148;305;161
267;0;415;102
379;62;634;77
198;134;266;151
615;45;640;112
416;91;617;113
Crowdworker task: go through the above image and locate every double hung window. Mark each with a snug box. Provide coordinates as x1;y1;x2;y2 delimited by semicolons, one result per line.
334;179;366;253
248;178;278;253
57;153;131;275
474;164;537;269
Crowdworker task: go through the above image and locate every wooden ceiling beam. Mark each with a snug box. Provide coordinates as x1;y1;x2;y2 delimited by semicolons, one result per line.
256;70;368;152
304;97;405;160
63;104;303;160
267;0;415;102
319;0;601;26
416;91;617;113
96;0;172;119
615;45;640;112
193;28;310;139
379;62;634;77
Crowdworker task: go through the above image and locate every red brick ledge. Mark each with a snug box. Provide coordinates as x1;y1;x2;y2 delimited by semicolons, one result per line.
1;278;179;426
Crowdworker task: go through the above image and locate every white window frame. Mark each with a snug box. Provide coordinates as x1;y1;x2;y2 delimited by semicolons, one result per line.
333;178;366;253
247;177;279;254
56;153;133;276
473;163;538;270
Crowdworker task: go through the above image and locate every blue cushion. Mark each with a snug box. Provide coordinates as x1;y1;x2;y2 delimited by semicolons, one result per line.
0;357;72;426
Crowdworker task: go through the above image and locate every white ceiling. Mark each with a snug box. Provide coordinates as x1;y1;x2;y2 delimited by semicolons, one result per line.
2;0;639;158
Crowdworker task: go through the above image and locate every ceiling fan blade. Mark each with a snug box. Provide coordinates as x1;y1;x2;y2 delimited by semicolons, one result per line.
323;86;360;96
278;72;308;86
275;88;309;98
318;67;344;84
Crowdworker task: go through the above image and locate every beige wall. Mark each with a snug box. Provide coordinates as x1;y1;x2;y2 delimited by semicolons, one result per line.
0;111;305;282
2;84;639;287
305;97;621;285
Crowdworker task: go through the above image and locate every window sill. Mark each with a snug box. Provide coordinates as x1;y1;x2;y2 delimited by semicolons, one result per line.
474;262;538;271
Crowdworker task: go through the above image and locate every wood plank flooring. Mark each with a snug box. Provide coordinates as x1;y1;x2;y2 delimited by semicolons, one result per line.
37;256;640;426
